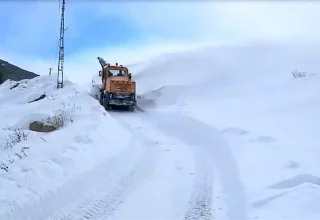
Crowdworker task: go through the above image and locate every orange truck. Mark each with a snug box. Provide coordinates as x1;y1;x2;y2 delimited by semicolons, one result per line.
97;57;136;111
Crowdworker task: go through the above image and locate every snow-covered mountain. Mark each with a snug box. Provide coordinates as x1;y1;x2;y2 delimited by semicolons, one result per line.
0;44;319;220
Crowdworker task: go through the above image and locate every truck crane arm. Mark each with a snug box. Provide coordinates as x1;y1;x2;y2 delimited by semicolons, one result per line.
97;57;108;69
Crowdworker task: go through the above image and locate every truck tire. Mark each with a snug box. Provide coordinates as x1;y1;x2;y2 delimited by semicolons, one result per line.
128;105;134;111
99;91;103;105
104;104;111;110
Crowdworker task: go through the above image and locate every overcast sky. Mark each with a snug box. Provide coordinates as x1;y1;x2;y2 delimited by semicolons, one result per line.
1;1;320;83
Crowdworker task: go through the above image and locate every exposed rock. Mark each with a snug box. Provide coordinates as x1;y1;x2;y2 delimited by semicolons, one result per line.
28;94;46;103
29;121;57;133
10;83;19;90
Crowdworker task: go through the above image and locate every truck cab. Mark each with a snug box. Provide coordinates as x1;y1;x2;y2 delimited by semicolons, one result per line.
97;57;136;111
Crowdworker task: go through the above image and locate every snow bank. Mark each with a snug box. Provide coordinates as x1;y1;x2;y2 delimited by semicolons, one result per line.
136;44;320;219
0;76;132;218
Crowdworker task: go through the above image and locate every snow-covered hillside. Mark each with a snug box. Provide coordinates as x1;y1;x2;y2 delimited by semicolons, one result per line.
0;76;133;219
0;43;319;220
135;44;320;219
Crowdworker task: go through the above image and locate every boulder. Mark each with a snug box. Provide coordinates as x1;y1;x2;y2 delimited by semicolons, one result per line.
29;121;57;133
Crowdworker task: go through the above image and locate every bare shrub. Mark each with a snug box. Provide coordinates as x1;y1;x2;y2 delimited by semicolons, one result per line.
61;102;81;112
292;69;307;78
1;126;30;149
0;161;8;172
30;102;79;133
21;146;29;157
15;152;23;159
14;147;28;160
10;127;30;142
0;138;15;150
291;69;317;79
8;155;15;164
46;109;73;129
0;146;30;172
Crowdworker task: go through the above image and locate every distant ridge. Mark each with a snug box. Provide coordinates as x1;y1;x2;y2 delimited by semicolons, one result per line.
0;59;39;84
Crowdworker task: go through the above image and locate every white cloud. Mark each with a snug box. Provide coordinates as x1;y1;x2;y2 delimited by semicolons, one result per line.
209;2;320;43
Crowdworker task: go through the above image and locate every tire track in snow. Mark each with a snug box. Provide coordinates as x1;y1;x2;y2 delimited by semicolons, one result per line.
3;123;159;220
184;154;214;220
109;110;198;219
183;128;215;220
47;113;160;220
143;110;247;220
185;184;213;220
133;109;216;220
50;138;159;220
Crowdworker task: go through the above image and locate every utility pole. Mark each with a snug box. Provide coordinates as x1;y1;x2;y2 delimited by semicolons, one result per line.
49;68;52;76
57;0;65;89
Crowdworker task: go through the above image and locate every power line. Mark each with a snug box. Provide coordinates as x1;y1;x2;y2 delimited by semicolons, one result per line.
57;0;65;89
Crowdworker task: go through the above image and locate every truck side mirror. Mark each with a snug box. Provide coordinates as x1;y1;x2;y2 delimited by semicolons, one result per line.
128;73;132;80
99;71;102;77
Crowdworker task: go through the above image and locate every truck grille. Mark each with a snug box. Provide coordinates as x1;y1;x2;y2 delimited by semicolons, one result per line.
115;84;131;93
111;80;135;94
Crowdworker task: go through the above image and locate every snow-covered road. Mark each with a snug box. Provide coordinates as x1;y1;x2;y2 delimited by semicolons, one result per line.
0;75;246;220
4;107;247;220
74;111;246;220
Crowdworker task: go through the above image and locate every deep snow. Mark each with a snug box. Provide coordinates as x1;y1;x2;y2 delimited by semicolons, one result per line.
135;44;320;219
0;76;133;218
0;43;319;220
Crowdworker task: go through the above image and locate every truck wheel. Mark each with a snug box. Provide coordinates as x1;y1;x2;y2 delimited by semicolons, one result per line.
99;91;103;105
128;105;134;111
104;103;111;110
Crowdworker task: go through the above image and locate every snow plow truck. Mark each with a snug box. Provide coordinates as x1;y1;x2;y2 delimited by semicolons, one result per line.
97;57;136;111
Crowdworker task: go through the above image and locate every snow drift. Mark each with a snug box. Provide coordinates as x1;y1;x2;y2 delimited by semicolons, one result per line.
0;76;132;218
134;43;320;219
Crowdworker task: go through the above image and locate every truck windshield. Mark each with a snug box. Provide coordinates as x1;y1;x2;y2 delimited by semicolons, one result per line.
108;69;126;77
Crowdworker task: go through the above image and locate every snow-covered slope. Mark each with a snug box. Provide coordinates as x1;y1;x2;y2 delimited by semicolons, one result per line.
0;76;133;218
135;44;320;219
1;43;319;220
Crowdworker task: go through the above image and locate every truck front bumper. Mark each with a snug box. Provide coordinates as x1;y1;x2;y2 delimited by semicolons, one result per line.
103;93;136;106
109;99;136;106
